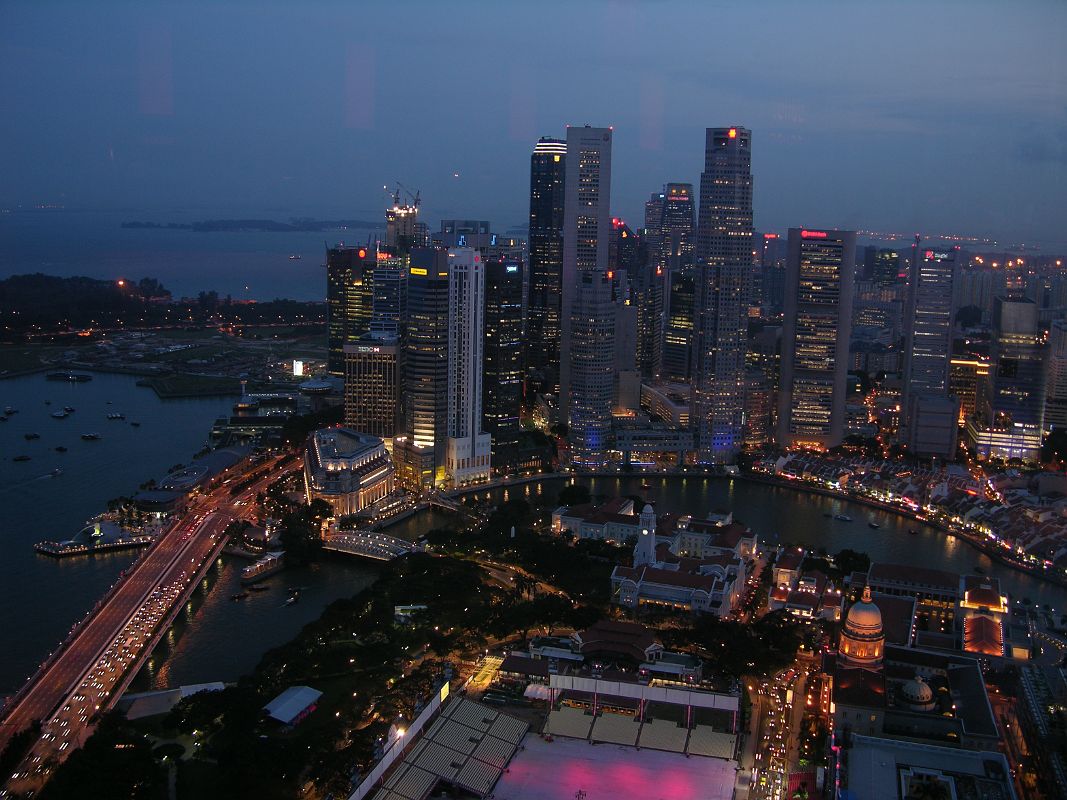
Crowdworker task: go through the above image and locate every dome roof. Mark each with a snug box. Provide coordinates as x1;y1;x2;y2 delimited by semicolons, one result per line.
845;586;883;635
900;675;934;707
642;504;654;514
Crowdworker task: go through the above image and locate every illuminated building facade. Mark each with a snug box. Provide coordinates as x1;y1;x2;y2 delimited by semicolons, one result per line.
839;587;885;669
343;335;400;446
560;125;613;429
659;182;695;275
400;248;450;487
445;248;492;486
303;428;394;517
1044;319;1067;431
326;245;374;375
902;246;960;457
967;296;1046;461
483;257;524;475
527;138;566;389
776;228;856;450
692;126;752;464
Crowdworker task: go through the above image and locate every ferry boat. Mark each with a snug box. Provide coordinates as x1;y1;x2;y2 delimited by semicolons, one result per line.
285;594;299;606
231;592;249;601
107;413;126;421
241;552;285;584
52;468;62;477
81;433;102;441
46;372;92;382
55;446;67;452
5;406;17;414
834;514;853;522
868;521;880;529
13;455;30;462
52;411;68;419
24;432;40;440
288;254;302;260
908;528;920;535
64;406;75;413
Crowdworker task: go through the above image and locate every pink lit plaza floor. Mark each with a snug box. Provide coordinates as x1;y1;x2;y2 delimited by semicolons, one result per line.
491;734;737;800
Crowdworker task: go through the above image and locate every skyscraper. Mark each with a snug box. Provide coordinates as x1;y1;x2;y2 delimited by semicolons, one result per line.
369;248;407;337
445;248;492;486
396;247;450;489
326;245;374;375
386;188;421;253
527;137;567;392
483;257;524;475
659;182;695;275
776;228;856;450
569;270;616;466
902;244;960;457
343;336;400;446
691;126;753;464
560;125;613;430
1045;320;1067;432
966;296;1046;461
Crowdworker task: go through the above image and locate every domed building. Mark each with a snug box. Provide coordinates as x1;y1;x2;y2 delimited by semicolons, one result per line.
839;586;885;669
898;675;936;712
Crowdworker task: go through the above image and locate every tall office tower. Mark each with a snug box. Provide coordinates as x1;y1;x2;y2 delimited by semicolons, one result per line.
1045;320;1067;431
863;246;903;286
691;126;753;464
343;335;400;445
445;248;492;486
901;244;961;457
759;233;787;316
644;191;665;259
483;257;524;475
776;228;856;450
527;137;567;392
742;366;773;449
662;273;695;381
660;183;695;274
396;247;450;490
569;270;615;466
560;125;613;426
326;245;374;375
967;297;1046;461
369;248;407;337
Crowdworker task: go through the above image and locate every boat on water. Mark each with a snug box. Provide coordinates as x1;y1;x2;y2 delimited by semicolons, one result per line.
834;514;853;522
5;406;17;414
64;406;75;413
288;254;302;260
46;372;92;382
231;592;249;601
285;595;299;606
868;522;880;529
52;468;62;477
130;421;141;427
0;416;7;422
13;455;30;462
51;411;68;419
241;552;285;584
81;433;101;441
908;528;919;535
107;413;125;421
55;446;67;452
24;432;40;440
248;585;270;592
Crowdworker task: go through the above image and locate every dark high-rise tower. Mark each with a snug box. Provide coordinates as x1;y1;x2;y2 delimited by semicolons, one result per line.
691;126;753;464
527;137;567;392
660;183;695;275
326;245;374;375
483;257;524;475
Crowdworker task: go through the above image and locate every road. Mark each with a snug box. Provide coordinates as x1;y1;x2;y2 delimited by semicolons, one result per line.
1;454;296;795
747;663;810;800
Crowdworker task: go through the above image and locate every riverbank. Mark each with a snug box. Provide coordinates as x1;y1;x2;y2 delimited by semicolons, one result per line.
437;467;1067;591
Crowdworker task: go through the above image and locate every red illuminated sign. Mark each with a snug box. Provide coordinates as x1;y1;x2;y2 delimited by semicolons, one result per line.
764;233;779;239
800;230;827;239
924;250;934;259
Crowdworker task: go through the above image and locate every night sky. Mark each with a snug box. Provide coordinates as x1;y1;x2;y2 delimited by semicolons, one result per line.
2;0;1065;247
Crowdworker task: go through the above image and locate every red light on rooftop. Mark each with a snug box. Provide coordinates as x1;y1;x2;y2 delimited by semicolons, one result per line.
925;250;934;259
729;128;737;138
800;230;828;239
357;248;367;259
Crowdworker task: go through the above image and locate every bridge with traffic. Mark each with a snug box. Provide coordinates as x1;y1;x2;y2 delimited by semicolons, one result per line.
0;453;298;796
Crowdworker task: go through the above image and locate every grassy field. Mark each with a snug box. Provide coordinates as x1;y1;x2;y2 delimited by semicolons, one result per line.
0;344;82;376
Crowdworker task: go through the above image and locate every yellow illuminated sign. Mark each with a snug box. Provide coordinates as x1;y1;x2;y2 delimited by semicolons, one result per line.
410;267;428;276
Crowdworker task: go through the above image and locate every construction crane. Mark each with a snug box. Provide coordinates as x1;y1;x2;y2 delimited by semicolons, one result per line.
392;182;421;209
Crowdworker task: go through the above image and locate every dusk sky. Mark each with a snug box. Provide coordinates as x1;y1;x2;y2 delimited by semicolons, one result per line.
2;1;1066;247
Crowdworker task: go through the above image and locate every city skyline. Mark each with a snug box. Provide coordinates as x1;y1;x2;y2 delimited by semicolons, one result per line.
2;2;1066;251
